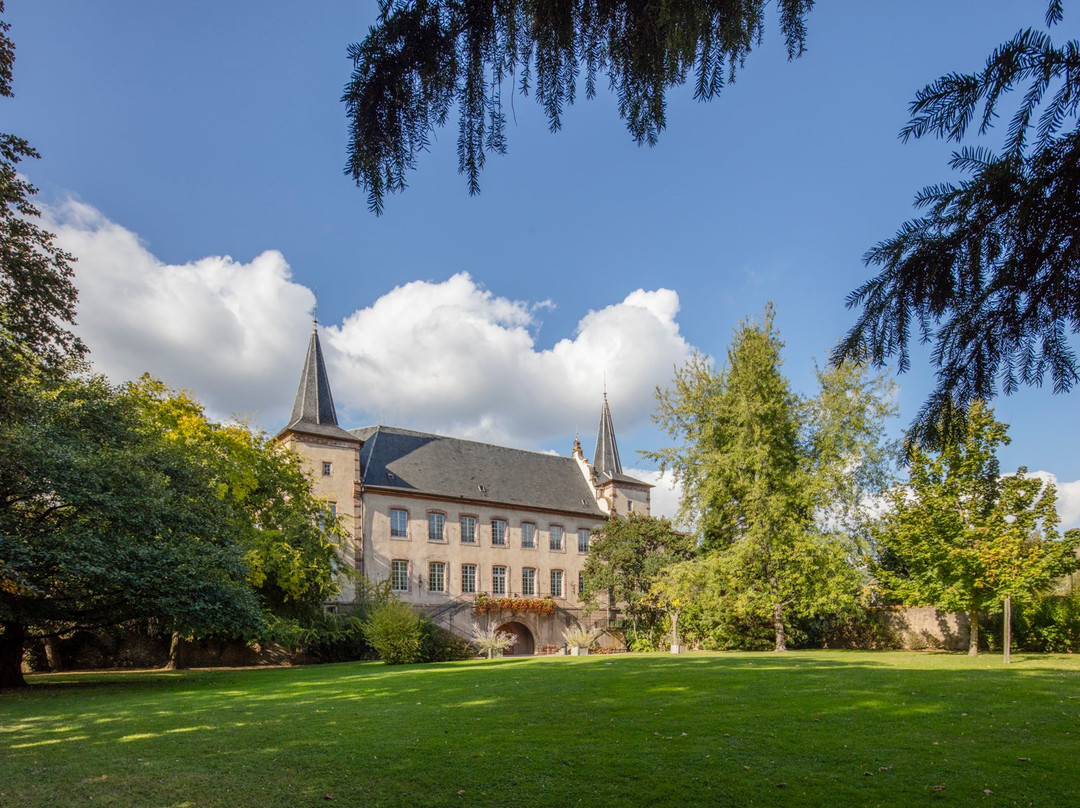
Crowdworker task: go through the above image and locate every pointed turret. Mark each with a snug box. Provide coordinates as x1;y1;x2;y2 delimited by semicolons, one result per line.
592;393;623;481
279;323;358;441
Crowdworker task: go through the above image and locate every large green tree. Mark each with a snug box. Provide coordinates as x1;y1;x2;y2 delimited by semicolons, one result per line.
0;378;262;687
837;1;1080;448
344;0;814;213
876;401;1080;655
580;513;696;645
649;306;891;651
0;377;346;686
140;377;346;619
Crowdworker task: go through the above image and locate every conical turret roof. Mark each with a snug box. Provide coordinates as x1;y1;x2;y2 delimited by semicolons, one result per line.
592;393;623;481
280;323;358;441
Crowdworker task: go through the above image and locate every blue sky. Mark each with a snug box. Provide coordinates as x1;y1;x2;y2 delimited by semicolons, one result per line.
5;1;1079;525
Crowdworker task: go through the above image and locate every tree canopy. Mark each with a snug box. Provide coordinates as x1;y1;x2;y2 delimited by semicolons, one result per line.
0;376;345;687
580;513;695;646
875;401;1080;655
0;378;261;687
344;0;814;213
648;306;890;650
836;1;1080;448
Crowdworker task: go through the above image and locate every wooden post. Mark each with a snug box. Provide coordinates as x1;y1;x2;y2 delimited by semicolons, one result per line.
1003;595;1012;665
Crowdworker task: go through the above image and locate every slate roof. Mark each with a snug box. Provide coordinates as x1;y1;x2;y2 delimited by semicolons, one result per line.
352;425;606;517
593;394;623;481
279;325;359;442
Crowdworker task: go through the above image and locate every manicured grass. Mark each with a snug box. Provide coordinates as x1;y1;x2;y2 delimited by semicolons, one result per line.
2;652;1079;807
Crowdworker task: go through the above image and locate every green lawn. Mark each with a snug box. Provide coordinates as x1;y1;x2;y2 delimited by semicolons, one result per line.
2;652;1079;807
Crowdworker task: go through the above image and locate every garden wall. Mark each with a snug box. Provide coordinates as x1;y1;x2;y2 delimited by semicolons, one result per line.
875;606;970;650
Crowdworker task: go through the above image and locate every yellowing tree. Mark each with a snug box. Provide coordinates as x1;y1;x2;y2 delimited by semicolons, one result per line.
877;402;1080;655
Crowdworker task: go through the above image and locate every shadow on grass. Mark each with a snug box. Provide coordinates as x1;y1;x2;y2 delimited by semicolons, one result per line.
6;652;1080;807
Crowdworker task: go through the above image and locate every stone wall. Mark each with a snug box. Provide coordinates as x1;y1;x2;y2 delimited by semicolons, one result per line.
875;606;970;650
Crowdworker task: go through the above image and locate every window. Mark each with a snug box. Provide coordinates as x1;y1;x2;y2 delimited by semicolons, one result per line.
428;562;446;593
390;559;409;592
549;525;564;551
578;571;585;596
390;508;409;538
321;461;332;477
627;500;634;512
521;522;536;549
578;528;591;553
492;565;507;596
491;518;508;546
460;515;477;544
461;564;477;594
328;502;337;519
427;512;445;542
550;569;564;598
522;567;536;596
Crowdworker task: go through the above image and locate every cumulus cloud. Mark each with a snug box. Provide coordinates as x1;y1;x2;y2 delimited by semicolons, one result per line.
47;199;315;422
327;274;692;445
48;201;692;446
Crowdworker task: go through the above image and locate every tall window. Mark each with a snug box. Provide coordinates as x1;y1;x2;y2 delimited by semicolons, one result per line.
327;502;337;519
578;571;585;597
390;509;409;538
428;562;445;593
460;515;477;544
461;564;477;594
428;512;445;542
390;559;409;592
491;518;508;546
578;528;591;553
521;522;536;549
492;565;507;596
550;569;564;598
549;525;564;551
522;567;536;596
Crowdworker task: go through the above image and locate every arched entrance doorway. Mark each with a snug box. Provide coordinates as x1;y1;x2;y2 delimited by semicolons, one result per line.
496;621;535;656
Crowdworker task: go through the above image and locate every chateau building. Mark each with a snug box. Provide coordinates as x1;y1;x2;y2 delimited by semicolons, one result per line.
277;326;651;653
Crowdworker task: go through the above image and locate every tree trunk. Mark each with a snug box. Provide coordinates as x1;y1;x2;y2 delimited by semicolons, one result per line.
1003;596;1012;665
0;621;28;688
166;632;190;670
773;603;787;653
44;636;63;672
968;608;979;656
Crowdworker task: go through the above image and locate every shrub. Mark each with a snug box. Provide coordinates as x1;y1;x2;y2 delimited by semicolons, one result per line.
363;600;424;664
984;590;1080;653
797;607;904;650
421;620;476;662
303;612;370;662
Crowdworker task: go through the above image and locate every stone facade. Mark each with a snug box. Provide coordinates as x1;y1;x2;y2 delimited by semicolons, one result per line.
277;326;651;653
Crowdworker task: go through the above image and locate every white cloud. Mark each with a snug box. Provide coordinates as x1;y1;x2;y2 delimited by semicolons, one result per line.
48;201;692;446
625;467;685;527
326;274;692;445
47;199;315;423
